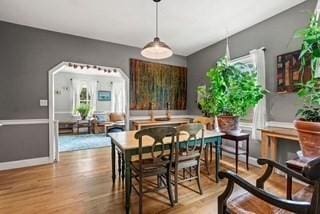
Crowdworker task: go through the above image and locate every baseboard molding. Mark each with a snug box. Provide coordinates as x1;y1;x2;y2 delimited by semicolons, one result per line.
220;151;260;168
0;157;52;171
0;119;49;126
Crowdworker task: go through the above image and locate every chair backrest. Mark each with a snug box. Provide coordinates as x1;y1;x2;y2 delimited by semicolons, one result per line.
109;113;125;122
193;116;213;130
134;126;177;169
176;123;204;160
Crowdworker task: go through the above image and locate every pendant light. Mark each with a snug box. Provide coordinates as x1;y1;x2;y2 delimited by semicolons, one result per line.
141;0;173;60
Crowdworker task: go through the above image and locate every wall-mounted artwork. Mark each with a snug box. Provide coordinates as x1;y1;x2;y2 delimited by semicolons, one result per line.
277;50;312;93
130;59;187;110
98;91;111;101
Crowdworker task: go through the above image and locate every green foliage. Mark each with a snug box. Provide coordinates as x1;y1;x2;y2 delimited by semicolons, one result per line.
295;15;320;122
77;104;91;119
197;57;266;117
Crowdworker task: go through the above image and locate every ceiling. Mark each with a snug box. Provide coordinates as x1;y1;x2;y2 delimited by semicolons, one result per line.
0;0;306;56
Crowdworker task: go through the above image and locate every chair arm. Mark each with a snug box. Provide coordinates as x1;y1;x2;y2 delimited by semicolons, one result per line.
218;171;310;214
257;159;313;187
302;157;320;181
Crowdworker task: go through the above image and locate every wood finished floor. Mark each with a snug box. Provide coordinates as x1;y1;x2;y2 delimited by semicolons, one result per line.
0;148;302;214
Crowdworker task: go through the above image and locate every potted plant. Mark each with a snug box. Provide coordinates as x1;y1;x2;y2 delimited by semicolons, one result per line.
294;14;320;158
77;104;91;120
198;57;266;134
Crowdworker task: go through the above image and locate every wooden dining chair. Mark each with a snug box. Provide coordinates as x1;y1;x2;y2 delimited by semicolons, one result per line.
131;126;176;214
218;158;320;214
193;117;213;175
172;123;205;203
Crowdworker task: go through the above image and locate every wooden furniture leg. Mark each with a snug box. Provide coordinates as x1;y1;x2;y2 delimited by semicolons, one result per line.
270;137;277;162
235;140;239;173
111;141;116;183
246;137;249;170
117;151;121;177
125;152;132;214
215;137;221;183
260;132;269;159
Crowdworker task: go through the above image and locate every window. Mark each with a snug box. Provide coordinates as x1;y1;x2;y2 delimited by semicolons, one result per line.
231;55;256;123
79;83;91;105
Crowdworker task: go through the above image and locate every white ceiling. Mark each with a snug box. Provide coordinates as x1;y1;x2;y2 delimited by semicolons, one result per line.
0;0;306;56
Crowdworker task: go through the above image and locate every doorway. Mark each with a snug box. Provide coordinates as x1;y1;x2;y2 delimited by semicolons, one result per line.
48;62;129;162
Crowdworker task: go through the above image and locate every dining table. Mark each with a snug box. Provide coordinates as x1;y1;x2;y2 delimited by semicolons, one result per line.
108;129;224;213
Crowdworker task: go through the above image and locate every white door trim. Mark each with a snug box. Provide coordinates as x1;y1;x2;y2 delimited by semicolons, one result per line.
48;61;130;162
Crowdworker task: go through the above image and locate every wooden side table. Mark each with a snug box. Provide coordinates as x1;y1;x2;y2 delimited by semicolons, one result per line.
222;133;250;173
77;120;92;134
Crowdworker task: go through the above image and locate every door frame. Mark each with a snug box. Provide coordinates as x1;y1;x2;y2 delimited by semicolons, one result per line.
48;61;130;162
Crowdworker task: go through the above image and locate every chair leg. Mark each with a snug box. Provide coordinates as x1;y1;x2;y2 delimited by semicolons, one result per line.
166;171;174;207
174;168;178;203
196;161;203;195
210;144;213;162
287;175;293;200
139;176;143;214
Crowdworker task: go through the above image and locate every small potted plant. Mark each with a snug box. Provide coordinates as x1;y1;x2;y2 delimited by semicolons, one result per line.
198;57;266;134
77;104;91;120
294;14;320;158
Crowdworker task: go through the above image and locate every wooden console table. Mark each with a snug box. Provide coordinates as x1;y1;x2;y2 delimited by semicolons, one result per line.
260;127;299;161
132;118;191;130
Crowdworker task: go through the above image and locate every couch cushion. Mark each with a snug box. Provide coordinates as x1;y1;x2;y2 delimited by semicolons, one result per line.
95;114;107;122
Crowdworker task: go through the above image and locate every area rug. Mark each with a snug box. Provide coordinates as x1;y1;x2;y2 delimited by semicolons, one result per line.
59;134;111;152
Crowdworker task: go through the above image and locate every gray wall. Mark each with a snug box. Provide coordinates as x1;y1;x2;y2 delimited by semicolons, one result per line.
187;0;315;161
0;21;186;162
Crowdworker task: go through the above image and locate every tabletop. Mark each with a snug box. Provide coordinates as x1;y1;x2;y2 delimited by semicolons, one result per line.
260;127;298;138
108;129;224;151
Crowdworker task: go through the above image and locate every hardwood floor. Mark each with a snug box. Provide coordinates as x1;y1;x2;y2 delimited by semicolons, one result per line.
0;148;302;214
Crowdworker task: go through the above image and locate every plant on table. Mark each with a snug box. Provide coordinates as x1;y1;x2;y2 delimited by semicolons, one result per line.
77;104;91;120
197;56;266;133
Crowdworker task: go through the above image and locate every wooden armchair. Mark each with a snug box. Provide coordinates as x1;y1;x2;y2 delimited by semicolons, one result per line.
218;158;320;214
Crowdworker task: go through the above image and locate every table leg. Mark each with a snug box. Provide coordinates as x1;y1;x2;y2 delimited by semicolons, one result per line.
270;137;277;162
261;132;269;159
215;137;221;183
111;141;116;183
125;152;132;214
235;140;239;174
246;138;249;170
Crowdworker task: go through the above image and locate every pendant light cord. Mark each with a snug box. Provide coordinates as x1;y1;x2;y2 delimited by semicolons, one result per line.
156;1;159;38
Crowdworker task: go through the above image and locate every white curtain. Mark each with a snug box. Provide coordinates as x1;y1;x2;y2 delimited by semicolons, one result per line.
111;80;126;113
250;48;267;140
87;80;98;114
71;79;81;114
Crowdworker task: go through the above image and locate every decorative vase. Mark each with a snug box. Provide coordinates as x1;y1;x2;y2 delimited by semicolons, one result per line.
294;120;320;158
217;116;241;134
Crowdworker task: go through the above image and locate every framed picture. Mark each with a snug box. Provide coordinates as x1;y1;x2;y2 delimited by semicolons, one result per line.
98;91;111;101
277;50;312;93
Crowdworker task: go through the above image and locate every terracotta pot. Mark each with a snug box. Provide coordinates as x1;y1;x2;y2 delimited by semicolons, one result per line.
294;120;320;158
217;116;241;134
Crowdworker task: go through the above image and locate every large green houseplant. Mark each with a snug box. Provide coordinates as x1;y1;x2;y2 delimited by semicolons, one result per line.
198;56;266;134
294;14;320;158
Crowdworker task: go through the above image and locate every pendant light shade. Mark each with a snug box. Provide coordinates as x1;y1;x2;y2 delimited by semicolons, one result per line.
141;37;173;60
141;0;173;60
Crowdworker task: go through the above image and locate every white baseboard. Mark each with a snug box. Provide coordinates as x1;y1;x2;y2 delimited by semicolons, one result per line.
0;119;49;126
221;151;260;167
0;157;52;171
